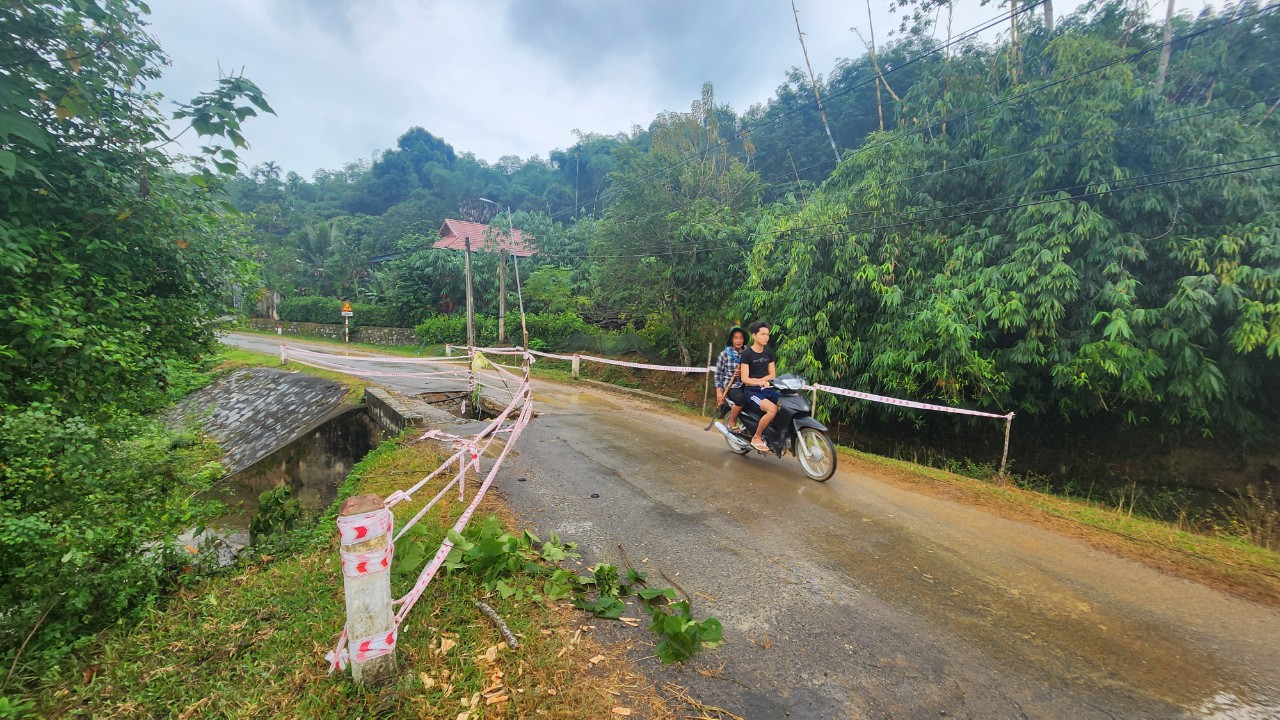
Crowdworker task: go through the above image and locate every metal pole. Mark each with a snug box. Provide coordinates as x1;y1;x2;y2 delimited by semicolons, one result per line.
997;413;1014;484
345;315;349;346
464;238;475;349
701;342;712;416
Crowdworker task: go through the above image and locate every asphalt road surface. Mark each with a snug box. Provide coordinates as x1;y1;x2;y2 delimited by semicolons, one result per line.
223;334;1280;719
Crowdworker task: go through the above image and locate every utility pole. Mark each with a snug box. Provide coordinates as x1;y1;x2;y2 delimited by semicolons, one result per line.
498;248;507;344
464;237;475;349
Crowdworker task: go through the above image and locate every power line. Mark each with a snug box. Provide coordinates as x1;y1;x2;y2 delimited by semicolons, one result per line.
561;96;1275;250
543;2;1274;233
532;155;1278;261
543;1;1047;225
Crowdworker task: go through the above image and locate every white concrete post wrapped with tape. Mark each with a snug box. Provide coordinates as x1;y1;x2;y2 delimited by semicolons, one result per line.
336;493;397;686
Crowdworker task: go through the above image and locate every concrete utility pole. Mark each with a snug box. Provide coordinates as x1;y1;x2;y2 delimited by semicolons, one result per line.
464;237;475;349
480;197;528;348
498;248;507;344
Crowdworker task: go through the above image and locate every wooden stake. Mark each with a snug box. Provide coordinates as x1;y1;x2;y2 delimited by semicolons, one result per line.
701;342;713;416
997;414;1014;484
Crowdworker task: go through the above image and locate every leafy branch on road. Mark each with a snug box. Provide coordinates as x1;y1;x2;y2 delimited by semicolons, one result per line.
404;517;722;663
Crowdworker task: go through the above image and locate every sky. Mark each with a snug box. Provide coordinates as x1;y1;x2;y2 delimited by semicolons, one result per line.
141;0;1111;179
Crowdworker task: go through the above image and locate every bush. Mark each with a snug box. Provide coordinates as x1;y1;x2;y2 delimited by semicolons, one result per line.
415;311;595;347
0;404;224;683
277;297;404;328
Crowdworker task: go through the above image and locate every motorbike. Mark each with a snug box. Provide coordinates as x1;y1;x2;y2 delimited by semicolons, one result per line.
704;373;837;482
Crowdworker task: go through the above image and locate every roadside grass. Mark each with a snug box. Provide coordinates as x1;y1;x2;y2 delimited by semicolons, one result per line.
215;346;373;404
838;448;1280;606
33;434;672;719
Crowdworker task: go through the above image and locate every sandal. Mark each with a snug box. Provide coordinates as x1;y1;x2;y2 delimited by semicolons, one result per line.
751;439;769;452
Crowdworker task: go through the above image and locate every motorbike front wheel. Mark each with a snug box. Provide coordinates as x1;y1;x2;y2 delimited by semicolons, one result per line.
795;427;836;482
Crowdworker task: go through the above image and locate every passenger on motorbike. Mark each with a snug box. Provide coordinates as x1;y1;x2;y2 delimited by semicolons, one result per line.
714;325;748;432
739;321;780;452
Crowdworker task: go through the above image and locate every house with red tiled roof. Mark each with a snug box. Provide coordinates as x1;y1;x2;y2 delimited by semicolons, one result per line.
433;219;536;257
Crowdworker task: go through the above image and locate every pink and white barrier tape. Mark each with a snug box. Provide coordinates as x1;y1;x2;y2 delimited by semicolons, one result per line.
327;628;398;671
806;383;1013;420
326;353;535;674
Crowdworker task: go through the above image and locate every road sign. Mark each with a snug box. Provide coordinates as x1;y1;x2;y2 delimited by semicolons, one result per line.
342;301;353;317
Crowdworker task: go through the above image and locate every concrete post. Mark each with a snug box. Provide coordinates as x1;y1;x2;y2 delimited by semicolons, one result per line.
464;238;475;349
571;354;580;380
338;493;397;686
498;249;506;344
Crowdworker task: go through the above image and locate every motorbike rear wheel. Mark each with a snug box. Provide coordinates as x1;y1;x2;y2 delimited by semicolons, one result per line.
795;427;836;481
726;433;750;455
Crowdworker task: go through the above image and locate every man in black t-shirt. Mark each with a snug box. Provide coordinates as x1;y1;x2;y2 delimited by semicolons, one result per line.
738;321;780;452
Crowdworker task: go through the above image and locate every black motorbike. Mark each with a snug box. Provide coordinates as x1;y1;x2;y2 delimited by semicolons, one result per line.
704;374;837;482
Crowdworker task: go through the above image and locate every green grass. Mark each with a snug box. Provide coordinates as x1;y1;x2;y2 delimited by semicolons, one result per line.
25;349;667;719
31;437;660;719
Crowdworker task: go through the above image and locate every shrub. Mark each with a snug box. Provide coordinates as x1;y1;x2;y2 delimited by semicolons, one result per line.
277;297;404;328
0;404;224;683
416;311;595;347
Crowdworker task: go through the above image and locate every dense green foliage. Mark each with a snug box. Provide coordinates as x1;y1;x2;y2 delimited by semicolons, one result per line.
1;0;271;684
4;0;1278;692
743;3;1280;438
414;311;594;347
230;0;1277;444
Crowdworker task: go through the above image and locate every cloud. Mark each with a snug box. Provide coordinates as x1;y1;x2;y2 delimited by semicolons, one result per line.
141;0;1093;178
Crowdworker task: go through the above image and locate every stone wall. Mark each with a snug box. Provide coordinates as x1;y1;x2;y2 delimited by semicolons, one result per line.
246;318;418;346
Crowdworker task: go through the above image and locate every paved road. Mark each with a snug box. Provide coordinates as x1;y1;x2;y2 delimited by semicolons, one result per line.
224;333;1280;719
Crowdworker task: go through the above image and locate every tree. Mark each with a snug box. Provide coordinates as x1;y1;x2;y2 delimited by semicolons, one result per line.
1;0;273;682
0;0;272;411
590;83;760;365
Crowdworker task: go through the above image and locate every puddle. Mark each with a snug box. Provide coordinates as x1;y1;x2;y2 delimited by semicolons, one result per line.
1198;690;1280;719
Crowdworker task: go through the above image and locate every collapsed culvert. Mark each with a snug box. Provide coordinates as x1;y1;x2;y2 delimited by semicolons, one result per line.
416;390;501;421
168;368;383;558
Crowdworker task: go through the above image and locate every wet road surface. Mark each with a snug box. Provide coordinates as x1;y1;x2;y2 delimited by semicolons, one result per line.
223;334;1280;718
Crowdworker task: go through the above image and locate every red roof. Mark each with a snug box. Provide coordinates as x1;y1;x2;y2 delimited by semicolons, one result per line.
433;219;536;257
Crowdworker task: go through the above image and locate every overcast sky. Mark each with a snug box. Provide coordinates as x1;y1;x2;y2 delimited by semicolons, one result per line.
142;0;1112;179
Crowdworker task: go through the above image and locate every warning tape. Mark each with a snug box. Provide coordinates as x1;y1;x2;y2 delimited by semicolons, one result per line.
807;383;1013;420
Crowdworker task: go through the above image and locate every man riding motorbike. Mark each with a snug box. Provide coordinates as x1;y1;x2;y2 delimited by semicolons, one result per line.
739;321;779;452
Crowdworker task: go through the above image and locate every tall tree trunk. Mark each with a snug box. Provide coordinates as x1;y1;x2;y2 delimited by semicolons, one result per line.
791;0;842;164
942;0;953;135
1009;0;1020;85
1043;0;1054;34
854;1;900;131
1156;0;1176;89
